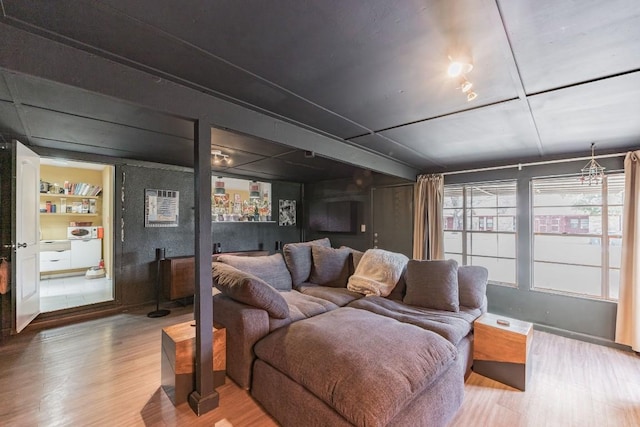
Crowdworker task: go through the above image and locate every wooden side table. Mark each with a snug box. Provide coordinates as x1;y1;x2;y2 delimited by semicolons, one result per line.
161;320;226;405
473;313;533;391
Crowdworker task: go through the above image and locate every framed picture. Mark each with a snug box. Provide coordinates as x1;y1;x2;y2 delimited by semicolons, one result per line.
145;189;179;227
279;199;296;226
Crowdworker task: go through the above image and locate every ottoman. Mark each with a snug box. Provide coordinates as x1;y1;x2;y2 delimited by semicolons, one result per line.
252;307;463;427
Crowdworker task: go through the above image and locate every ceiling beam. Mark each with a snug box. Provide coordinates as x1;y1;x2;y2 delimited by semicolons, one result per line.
0;22;418;180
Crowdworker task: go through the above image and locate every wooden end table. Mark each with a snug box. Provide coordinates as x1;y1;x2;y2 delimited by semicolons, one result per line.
473;313;533;391
161;320;226;405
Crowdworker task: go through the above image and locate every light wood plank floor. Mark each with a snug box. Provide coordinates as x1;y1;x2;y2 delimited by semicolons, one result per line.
0;306;638;426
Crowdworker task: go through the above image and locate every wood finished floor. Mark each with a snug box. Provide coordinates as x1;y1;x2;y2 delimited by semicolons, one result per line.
0;306;638;426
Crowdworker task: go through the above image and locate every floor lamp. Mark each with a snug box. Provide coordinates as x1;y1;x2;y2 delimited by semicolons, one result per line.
148;247;171;318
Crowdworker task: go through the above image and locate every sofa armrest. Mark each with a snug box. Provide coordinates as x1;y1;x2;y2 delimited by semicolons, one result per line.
213;293;270;389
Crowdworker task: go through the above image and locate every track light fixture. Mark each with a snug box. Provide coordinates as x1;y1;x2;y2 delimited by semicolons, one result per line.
211;149;232;165
448;55;478;102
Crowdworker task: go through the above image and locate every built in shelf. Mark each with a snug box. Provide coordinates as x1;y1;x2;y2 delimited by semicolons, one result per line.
40;193;100;199
40;213;99;217
212;220;276;224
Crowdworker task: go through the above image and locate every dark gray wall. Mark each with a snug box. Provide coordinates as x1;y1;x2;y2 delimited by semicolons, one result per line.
305;173;411;250
115;164;303;306
0;144;12;338
444;156;624;346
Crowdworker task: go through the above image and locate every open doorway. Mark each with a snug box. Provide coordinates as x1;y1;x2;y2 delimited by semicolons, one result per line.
39;158;114;312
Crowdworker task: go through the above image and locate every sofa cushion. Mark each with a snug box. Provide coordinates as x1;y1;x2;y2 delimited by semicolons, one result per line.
212;262;289;319
348;296;479;345
254;307;457;427
404;259;459;312
297;283;363;306
217;253;292;291
309;245;351;287
283;238;331;286
458;265;489;309
268;291;340;331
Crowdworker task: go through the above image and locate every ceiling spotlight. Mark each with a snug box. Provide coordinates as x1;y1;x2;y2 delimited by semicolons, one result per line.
459;78;473;93
447;60;473;78
211;149;231;165
467;91;478;102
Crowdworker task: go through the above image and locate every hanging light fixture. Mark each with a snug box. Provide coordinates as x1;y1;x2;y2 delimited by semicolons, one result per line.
211;149;232;165
580;143;605;185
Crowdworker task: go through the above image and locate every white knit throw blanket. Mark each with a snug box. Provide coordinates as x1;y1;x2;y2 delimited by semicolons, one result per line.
347;249;409;297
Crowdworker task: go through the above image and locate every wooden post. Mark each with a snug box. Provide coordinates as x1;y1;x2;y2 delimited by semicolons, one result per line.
188;119;218;415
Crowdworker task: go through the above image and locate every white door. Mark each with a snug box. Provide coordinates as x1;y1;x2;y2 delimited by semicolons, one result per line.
15;142;40;332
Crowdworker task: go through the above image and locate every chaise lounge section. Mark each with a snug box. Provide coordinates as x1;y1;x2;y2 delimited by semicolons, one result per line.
212;239;488;426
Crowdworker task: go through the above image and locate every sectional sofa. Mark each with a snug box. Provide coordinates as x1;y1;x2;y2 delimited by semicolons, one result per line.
212;238;488;427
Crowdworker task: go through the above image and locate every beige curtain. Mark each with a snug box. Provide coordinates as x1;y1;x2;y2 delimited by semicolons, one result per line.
412;174;444;260
615;150;640;352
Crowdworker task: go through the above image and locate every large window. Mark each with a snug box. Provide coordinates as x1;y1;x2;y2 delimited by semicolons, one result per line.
532;174;624;300
444;181;517;286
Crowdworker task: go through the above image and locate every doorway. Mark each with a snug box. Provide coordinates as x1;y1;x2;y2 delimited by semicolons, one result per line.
371;184;414;258
39;158;114;313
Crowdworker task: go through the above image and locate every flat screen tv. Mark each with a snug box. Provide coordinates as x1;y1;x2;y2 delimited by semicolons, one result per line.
309;201;358;233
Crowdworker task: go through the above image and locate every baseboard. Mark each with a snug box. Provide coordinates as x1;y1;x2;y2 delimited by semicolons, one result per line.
533;323;632;352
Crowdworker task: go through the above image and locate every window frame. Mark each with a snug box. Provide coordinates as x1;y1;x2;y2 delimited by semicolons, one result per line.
530;173;623;301
444;180;518;287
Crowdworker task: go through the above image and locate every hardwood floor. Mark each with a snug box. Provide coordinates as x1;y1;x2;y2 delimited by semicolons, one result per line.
0;306;638;426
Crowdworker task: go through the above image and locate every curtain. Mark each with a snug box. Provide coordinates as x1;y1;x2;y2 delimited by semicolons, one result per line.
412;174;444;260
615;150;640;352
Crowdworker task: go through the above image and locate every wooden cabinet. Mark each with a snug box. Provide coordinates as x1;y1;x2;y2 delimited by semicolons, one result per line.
161;321;226;406
473;313;533;391
162;251;269;300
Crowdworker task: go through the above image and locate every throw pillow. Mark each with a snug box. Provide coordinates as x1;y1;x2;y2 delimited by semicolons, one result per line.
458;265;488;309
387;266;407;301
339;246;365;275
403;259;460;312
212;262;289;319
309;245;351;287
282;238;331;285
216;253;292;291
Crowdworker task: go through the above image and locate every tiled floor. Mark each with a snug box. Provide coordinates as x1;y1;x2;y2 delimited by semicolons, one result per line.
40;274;113;312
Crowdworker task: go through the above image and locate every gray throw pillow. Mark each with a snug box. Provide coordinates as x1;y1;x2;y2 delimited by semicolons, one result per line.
282;238;331;286
458;265;488;309
212;262;289;319
403;259;460;312
339;246;364;275
309;246;351;287
216;253;292;291
387;266;407;301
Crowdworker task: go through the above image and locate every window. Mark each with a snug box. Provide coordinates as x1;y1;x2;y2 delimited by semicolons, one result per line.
444;181;517;286
532;174;624;300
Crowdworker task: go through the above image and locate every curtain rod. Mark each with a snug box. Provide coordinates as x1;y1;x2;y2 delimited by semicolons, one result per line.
441;151;628;176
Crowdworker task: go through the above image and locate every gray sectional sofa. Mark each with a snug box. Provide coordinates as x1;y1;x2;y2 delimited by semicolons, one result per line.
212;238;488;427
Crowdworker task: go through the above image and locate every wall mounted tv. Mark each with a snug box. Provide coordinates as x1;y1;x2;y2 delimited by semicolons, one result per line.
309;201;359;233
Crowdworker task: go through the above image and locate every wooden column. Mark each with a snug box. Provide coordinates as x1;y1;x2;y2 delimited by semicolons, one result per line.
188;119;218;415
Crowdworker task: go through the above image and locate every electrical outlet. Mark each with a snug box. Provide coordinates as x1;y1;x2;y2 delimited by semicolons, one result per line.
360;224;366;232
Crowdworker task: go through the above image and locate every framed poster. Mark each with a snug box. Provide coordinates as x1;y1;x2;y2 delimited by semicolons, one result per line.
145;189;179;227
279;199;296;226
